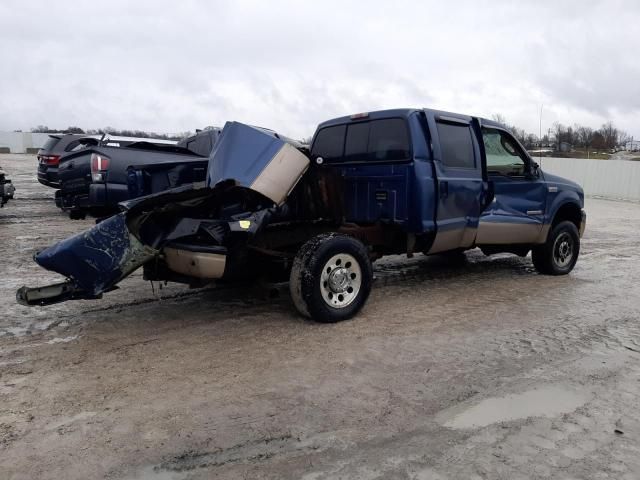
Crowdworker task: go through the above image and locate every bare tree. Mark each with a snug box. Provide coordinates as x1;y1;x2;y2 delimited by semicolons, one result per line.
577;126;593;149
64;126;85;134
591;131;606;151
491;113;507;125
552;122;565;150
617;130;631;147
30;125;55;133
599;121;618;150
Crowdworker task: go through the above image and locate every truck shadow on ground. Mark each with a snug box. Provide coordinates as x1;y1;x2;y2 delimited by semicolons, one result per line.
72;250;538;334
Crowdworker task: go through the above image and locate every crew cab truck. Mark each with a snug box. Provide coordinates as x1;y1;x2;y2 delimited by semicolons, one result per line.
56;128;220;219
17;109;586;323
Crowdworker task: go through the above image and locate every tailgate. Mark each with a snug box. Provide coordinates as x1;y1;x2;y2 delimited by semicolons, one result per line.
58;151;92;193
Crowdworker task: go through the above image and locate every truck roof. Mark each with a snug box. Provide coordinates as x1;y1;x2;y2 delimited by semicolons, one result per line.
317;108;505;130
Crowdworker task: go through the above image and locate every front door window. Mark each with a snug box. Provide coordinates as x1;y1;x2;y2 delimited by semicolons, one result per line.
483;129;528;176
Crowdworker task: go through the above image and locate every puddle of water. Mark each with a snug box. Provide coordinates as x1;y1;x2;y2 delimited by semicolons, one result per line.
439;385;587;429
15;235;41;241
45;411;97;431
123;466;188;480
0;375;29;394
0;319;60;338
46;335;78;344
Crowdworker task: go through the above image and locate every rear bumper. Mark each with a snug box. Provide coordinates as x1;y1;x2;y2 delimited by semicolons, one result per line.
163;242;229;280
579;210;586;237
37;167;60;188
89;182;130;207
164;247;227;279
56;182;130;214
55;189;89;211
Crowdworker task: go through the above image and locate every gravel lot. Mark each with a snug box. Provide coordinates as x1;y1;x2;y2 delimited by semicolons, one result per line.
1;154;640;480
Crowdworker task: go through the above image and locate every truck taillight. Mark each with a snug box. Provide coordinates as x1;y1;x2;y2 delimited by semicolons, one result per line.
39;155;60;166
91;153;110;182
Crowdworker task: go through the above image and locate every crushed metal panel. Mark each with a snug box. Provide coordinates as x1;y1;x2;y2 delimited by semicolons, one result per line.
250;143;309;205
34;213;158;296
207;122;310;205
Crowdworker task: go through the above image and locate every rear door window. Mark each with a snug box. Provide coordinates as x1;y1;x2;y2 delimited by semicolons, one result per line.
368;119;410;162
312;119;411;164
436;122;475;168
311;125;346;163
40;137;60;152
64;140;88;152
344;122;369;163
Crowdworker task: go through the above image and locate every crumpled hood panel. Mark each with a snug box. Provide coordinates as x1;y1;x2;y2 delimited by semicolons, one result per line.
34;213;157;296
206;122;309;205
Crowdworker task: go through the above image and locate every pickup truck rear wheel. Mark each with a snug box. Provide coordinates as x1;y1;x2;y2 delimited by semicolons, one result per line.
531;220;580;275
290;233;373;323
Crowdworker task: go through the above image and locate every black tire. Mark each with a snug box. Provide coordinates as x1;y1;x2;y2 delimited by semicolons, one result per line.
68;210;86;220
289;233;373;323
438;248;468;264
531;221;580;275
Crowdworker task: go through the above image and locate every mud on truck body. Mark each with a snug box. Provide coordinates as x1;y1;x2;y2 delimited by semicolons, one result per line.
18;109;586;322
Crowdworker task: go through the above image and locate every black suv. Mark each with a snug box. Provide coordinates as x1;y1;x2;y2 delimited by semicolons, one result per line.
37;134;95;188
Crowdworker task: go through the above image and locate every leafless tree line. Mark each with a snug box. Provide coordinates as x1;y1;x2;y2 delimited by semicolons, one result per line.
491;114;631;151
25;117;634;152
26;125;190;141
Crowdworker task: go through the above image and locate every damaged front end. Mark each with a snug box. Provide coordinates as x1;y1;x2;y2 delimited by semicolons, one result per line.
17;122;311;306
16;213;157;305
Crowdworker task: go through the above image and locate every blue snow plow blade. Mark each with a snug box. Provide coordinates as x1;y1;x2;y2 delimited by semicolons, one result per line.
17;213;157;305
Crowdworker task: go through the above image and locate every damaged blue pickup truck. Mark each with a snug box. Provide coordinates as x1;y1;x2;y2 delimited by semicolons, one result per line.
17;109;586;322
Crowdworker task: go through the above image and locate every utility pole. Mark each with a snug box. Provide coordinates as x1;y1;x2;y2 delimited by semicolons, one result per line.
539;104;543;167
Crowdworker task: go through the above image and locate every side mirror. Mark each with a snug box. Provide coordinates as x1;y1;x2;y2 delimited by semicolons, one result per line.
527;161;540;179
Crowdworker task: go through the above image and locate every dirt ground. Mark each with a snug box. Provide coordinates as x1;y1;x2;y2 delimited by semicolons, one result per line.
1;153;640;480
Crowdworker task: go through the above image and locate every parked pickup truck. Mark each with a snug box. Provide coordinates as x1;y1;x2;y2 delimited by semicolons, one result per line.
37;133;177;189
18;109;586;323
55;128;220;218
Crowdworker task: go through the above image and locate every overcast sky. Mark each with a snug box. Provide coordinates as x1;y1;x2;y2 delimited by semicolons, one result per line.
1;0;638;139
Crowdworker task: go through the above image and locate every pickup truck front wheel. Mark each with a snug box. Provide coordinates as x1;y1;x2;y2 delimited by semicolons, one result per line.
532;221;580;275
290;233;373;323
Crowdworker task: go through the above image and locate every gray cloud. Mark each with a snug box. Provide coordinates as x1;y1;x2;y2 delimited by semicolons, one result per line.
0;0;638;138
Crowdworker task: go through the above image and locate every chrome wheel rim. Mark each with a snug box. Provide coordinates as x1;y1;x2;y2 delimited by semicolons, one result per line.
553;232;574;267
320;254;362;308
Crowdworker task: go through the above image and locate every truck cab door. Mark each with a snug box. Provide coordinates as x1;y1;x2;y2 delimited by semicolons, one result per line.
475;127;548;245
424;112;489;253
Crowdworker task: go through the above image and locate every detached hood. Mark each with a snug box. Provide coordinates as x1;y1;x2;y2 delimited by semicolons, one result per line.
206;122;309;205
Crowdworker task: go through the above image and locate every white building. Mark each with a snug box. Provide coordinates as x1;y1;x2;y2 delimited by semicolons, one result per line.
625;140;640;151
0;131;54;153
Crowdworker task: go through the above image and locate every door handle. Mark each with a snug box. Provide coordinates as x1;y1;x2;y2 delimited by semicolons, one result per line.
439;180;449;198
